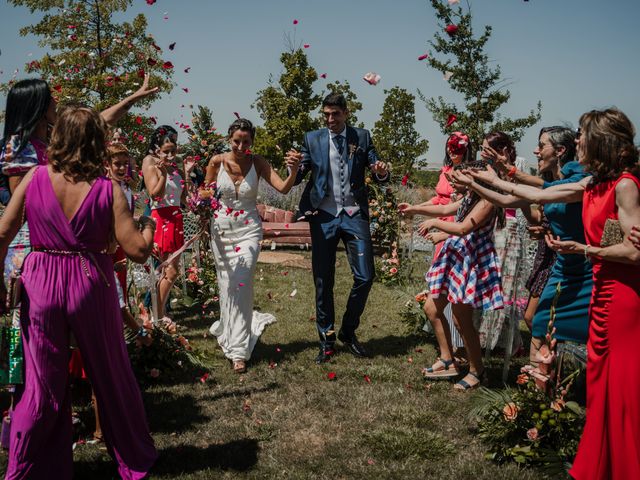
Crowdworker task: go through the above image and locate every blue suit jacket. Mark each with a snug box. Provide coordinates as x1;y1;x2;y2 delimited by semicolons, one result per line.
295;126;386;220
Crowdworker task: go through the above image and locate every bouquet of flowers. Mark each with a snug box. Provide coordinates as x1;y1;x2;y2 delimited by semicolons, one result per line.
187;181;222;222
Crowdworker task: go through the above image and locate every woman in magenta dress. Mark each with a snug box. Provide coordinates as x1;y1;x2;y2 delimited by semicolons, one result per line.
0;107;158;479
539;109;640;479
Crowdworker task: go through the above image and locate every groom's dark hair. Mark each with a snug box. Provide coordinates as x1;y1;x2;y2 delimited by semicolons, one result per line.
322;93;347;111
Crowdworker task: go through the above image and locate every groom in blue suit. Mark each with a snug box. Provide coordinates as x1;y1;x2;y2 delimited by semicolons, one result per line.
292;93;389;363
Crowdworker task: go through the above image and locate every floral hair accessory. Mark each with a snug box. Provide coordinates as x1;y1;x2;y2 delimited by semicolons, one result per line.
446;131;469;155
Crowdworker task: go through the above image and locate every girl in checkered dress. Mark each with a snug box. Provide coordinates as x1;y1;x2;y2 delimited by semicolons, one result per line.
399;135;508;391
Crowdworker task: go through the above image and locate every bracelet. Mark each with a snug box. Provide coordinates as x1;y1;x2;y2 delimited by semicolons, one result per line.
584;244;591;258
507;166;518;178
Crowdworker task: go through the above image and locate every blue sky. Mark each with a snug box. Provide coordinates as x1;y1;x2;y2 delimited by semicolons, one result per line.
1;0;639;168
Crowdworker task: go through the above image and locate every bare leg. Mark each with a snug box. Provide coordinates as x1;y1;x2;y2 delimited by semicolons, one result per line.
157;258;179;319
423;295;456;369
523;294;539;331
452;303;485;387
92;389;103;441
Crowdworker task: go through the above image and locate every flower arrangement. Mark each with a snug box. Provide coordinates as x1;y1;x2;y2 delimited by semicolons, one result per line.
367;179;400;252
399;291;429;333
183;250;219;306
125;307;210;382
470;283;586;474
187;182;222;224
375;243;402;285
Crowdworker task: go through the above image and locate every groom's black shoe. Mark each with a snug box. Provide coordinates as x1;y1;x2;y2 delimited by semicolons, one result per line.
315;346;335;364
338;330;369;358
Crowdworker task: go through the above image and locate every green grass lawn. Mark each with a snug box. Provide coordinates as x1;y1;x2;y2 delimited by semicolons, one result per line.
1;250;540;479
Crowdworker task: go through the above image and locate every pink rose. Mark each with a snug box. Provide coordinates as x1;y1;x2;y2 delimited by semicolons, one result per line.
149;368;160;378
526;427;538;441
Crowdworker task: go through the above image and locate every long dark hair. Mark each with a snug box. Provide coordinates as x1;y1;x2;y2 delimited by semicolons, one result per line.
147;125;178;154
456;132;511;229
1;79;52;153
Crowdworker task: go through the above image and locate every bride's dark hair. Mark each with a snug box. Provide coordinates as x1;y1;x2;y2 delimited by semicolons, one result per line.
228;118;255;140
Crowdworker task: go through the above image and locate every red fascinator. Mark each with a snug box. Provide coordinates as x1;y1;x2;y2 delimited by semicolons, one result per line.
446;132;469;155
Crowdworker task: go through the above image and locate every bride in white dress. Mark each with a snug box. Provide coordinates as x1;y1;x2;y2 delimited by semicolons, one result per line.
205;119;301;373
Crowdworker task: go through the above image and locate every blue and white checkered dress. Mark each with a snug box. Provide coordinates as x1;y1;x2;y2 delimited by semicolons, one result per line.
426;196;504;311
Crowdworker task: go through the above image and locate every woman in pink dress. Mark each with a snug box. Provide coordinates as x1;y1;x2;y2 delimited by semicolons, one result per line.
0;106;158;479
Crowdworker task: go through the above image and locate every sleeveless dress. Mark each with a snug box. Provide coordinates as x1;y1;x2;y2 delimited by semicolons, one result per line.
426;194;504;311
208;161;276;361
424;165;462;347
1;137;48;283
6;167;157;480
570;173;640;480
532;162;593;343
150;168;184;256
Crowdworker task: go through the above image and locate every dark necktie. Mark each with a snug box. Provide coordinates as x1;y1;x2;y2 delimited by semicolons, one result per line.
333;135;344;155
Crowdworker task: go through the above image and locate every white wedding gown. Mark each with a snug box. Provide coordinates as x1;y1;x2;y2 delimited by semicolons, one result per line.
209;162;276;361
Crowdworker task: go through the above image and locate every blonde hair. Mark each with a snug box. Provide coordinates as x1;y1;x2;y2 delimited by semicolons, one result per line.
579;108;639;184
47;106;108;182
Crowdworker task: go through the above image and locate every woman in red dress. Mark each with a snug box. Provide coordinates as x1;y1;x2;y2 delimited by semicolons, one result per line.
542;108;640;479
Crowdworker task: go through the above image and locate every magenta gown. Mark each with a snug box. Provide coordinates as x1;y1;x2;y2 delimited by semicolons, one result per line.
6;167;157;480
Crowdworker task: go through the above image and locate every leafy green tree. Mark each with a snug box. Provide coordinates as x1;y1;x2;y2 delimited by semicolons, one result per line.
3;0;174;158
373;87;429;183
323;80;363;128
420;0;541;148
253;48;321;168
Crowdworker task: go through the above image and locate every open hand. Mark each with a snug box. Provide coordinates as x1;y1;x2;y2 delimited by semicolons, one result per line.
371;161;388;177
545;233;584;255
468;164;498;184
417;219;436;237
450;169;474;187
184;156;197;174
132;74;160;102
397;203;413;216
481;145;510;170
426;231;448;244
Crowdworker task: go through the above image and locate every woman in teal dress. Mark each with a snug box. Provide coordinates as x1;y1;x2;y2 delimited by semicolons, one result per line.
452;135;593;345
531;160;592;343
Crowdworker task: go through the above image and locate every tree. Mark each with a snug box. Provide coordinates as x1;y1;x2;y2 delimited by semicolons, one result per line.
3;0;174;158
252;48;321;168
181;106;227;165
323;80;363;128
420;0;541;148
373;87;429;183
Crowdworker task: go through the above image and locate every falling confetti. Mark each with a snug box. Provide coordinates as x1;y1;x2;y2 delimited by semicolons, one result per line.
169;42;176;50
327;372;337;381
364;375;372;384
146;0;156;4
184;67;191;73
363;72;381;85
418;53;429;61
320;73;327;79
293;19;299;25
446;114;457;128
448;0;460;4
289;289;297;298
303;44;310;48
401;174;409;186
445;24;459;36
162;61;174;69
